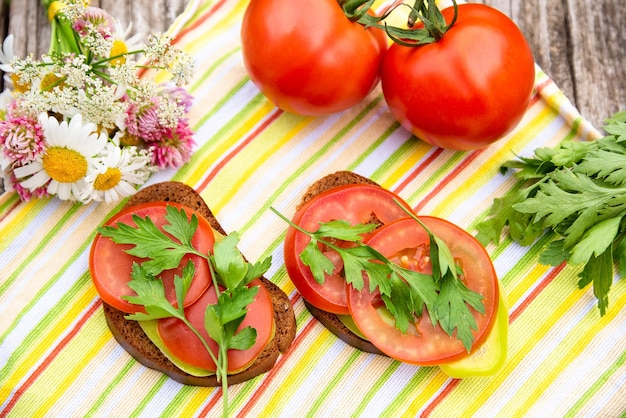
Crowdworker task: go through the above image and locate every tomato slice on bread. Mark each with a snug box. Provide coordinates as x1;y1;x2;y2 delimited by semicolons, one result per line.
348;217;499;365
157;278;275;373
90;202;214;313
284;184;413;314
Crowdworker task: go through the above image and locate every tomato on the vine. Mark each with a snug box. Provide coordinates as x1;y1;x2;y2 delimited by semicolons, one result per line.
241;0;387;116
381;3;535;150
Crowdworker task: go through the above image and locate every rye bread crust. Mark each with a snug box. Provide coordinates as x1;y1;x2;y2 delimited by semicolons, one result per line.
297;171;388;356
101;182;296;386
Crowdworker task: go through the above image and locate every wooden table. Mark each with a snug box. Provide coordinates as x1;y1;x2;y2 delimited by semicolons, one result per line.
0;0;624;131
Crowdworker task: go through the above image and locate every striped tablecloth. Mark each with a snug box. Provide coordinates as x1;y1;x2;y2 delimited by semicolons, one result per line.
1;0;625;416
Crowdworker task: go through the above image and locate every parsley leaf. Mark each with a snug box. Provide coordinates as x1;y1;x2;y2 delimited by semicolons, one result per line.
97;205;203;276
300;239;337;284
124;262;189;321
477;110;626;315
577;246;613;316
210;232;271;290
432;269;484;351
204;285;259;348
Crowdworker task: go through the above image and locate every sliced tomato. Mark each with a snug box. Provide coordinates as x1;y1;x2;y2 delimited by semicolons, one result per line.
284;184;413;314
348;217;499;365
90;202;214;314
157;279;274;373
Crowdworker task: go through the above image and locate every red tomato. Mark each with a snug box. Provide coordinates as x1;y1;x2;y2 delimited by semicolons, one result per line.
348;217;499;365
157;279;274;372
90;202;214;314
240;0;387;115
381;4;535;150
284;184;413;315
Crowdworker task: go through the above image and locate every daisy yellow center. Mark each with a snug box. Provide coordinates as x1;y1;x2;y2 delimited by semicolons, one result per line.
40;72;66;91
10;73;30;94
94;167;122;191
110;40;128;66
42;147;88;183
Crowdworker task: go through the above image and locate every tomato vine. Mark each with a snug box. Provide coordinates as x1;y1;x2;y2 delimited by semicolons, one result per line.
340;0;459;46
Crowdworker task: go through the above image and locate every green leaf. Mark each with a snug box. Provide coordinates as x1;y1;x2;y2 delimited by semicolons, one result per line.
229;326;257;351
514;170;620;228
475;185;540;246
124;263;183;321
538;240;569;266
300;239;335;284
577;246;614;315
399;267;439;308
245;256;272;284
548;140;594;167
575;148;626;185
313;219;377;242
162;205;198;248
604;121;626;142
479;110;626;316
615;235;626;278
569;216;622;265
174;260;195;312
341;245;386;291
381;272;416;333
212;232;248;290
432;234;457;280
218;285;259;325
204;304;222;345
432;272;484;352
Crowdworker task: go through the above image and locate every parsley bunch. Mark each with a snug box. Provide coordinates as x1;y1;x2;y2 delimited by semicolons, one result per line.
272;206;484;351
476;110;626;315
98;206;271;418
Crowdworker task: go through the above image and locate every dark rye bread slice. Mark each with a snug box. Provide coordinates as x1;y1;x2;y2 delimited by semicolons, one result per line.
102;182;296;386
297;171;385;356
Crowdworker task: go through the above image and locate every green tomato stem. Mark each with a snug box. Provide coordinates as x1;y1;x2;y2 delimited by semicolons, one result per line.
341;0;458;47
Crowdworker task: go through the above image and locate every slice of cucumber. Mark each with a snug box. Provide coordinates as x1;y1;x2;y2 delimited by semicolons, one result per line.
139;320;216;377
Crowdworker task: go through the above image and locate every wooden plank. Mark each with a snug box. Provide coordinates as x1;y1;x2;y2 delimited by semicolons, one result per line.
6;0;189;58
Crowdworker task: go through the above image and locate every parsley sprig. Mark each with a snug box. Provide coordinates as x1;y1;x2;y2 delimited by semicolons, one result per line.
476;110;626;315
271;204;484;351
98;205;271;418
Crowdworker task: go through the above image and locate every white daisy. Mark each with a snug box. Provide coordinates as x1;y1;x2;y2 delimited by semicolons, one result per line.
109;19;144;66
81;143;153;203
13;113;107;201
0;34;15;73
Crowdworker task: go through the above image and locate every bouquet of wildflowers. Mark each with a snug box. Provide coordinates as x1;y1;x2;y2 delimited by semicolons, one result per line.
0;0;195;204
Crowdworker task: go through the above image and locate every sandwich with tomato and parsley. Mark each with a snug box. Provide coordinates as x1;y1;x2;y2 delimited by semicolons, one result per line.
89;182;296;389
276;171;508;377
